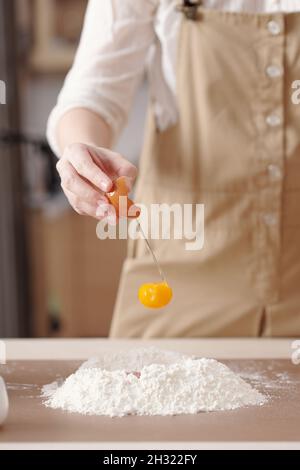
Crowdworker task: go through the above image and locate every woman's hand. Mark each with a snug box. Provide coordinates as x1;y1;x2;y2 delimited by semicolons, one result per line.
56;142;138;224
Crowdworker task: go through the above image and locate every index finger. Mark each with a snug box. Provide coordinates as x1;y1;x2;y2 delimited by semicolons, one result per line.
66;144;112;192
90;147;138;191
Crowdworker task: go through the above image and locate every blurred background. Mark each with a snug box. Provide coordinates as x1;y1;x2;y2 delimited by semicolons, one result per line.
0;0;147;338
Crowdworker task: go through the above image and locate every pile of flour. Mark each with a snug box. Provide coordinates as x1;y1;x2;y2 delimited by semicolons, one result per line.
42;348;266;417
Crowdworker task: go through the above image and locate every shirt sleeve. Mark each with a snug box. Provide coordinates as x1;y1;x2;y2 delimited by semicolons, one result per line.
47;0;157;156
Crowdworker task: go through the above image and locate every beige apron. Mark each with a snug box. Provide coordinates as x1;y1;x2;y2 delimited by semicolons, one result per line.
110;3;300;338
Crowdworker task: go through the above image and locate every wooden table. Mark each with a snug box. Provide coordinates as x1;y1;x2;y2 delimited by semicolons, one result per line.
0;339;299;449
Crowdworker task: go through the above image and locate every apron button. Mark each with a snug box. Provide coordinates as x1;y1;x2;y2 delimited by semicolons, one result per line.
267;20;282;35
262;213;278;226
266;65;282;78
266;113;281;127
268;164;282;181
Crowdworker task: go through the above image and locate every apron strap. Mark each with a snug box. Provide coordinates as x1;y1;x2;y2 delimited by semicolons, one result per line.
176;0;202;20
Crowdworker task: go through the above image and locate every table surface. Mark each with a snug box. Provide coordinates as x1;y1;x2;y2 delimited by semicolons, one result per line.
3;338;297;360
0;339;300;449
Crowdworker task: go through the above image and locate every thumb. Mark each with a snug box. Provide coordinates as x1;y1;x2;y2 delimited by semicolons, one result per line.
118;164;138;192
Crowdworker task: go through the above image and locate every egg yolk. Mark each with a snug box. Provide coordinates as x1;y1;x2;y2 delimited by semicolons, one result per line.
106;176;140;219
138;282;173;309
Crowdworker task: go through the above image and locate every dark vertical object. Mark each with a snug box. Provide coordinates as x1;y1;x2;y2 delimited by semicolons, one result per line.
0;0;30;337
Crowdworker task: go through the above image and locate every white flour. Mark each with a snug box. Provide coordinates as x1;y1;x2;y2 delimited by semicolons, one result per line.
43;348;266;417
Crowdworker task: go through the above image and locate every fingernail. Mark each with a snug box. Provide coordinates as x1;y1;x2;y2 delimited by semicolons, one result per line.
100;180;111;192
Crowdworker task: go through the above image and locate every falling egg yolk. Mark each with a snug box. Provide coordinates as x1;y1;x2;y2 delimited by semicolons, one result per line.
106;176;140;219
138;282;173;309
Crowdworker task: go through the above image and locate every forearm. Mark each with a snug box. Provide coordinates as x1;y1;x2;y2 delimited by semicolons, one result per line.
57;108;112;155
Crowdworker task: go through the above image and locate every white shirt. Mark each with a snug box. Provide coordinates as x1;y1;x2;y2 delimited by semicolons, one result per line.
47;0;300;155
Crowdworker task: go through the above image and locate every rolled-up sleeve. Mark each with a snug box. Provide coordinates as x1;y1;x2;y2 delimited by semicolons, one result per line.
47;0;157;156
